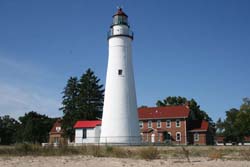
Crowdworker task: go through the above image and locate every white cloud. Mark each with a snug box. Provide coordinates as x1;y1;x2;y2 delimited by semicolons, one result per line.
0;83;62;119
0;54;62;119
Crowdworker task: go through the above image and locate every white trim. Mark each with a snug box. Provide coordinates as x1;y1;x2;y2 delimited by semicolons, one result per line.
166;120;171;128
139;117;188;120
194;133;199;141
176;119;181;127
184;119;187;145
157;120;161;128
139;121;143;129
148;120;152;128
168;132;171;140
176;132;181;141
158;132;161;142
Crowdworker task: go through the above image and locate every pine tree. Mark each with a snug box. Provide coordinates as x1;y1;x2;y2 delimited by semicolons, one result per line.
78;68;104;120
60;77;79;141
60;69;104;141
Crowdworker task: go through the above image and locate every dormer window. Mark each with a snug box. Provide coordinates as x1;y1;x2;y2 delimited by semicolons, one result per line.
55;127;61;132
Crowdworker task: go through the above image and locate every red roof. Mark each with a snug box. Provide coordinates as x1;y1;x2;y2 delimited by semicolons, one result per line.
189;120;209;132
50;119;63;134
138;106;190;120
74;120;102;129
113;8;127;17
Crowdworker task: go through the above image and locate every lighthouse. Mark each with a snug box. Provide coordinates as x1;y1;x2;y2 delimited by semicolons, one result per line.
100;8;140;144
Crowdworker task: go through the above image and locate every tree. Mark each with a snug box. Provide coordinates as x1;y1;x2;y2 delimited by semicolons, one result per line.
17;111;54;143
222;108;242;143
78;68;104;120
218;98;250;144
156;96;187;106
60;77;79;141
156;96;212;123
60;69;104;141
234;98;250;139
0;115;20;145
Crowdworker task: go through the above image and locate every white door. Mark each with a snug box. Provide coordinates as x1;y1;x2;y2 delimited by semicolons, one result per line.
151;134;155;143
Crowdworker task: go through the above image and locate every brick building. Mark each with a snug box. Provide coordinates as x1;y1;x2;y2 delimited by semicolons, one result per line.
49;119;67;146
138;106;214;145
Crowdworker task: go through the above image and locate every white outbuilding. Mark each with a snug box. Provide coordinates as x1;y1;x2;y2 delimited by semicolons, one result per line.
74;120;101;144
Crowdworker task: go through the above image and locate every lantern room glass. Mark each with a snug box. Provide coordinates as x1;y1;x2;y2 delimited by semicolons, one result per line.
113;15;128;25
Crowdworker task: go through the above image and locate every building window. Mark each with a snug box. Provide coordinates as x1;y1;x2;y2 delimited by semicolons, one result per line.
176;119;181;127
176;132;181;141
140;133;143;142
166;120;171;128
82;129;87;139
53;137;59;144
118;69;123;75
194;133;199;141
148;121;152;128
55;126;61;132
139;121;143;129
157;120;161;128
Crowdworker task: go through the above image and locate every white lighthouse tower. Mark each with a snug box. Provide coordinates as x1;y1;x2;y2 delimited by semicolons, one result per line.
100;8;140;144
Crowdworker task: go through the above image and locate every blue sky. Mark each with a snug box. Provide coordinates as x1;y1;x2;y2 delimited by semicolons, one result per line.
0;0;249;121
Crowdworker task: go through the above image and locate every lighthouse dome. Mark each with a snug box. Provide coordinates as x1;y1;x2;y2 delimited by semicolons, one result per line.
112;8;128;26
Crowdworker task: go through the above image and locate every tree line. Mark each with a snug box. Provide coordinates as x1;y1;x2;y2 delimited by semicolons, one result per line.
2;68;248;145
216;98;250;144
0;111;55;145
156;96;213;123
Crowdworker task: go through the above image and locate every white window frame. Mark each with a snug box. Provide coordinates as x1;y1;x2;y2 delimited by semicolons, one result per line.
176;119;181;127
166;120;171;128
176;132;181;141
140;133;144;142
157;120;161;128
168;132;171;137
194;133;199;141
139;121;143;129
148;120;152;128
158;133;161;142
167;132;171;140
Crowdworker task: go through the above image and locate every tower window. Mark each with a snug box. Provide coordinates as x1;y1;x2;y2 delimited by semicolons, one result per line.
118;69;123;75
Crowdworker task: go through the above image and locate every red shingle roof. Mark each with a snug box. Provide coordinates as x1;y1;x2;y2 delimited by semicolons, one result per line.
138;106;190;120
189;120;209;132
74;120;102;129
50;119;63;134
113;8;127;17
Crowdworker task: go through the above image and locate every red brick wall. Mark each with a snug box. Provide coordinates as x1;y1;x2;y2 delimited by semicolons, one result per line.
189;132;207;145
140;118;187;144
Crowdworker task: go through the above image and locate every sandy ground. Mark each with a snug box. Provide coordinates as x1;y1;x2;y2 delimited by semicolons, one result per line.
1;156;250;167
